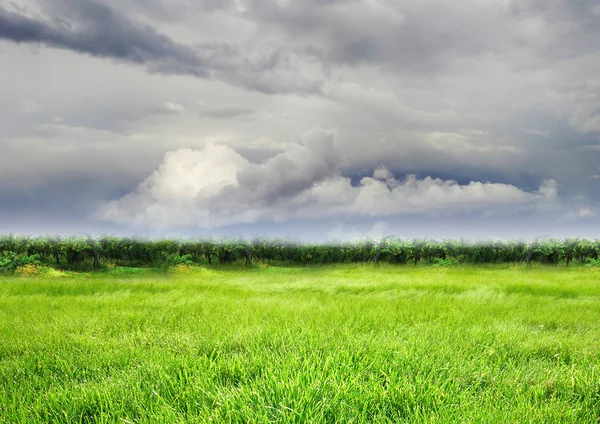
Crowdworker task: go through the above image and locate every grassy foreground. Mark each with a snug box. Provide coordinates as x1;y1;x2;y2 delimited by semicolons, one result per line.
0;265;599;423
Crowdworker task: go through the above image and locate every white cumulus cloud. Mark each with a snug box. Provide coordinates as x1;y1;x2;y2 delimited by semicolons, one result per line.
98;129;558;229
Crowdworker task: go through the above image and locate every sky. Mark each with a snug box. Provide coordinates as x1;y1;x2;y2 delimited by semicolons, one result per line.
1;0;599;241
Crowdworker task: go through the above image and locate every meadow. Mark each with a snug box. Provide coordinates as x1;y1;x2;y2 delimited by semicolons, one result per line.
0;264;599;423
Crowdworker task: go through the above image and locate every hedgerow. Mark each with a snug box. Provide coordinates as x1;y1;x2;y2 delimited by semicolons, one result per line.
1;234;599;272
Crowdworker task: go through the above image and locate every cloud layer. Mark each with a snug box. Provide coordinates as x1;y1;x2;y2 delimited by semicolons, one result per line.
0;0;319;94
1;0;599;236
99;129;558;229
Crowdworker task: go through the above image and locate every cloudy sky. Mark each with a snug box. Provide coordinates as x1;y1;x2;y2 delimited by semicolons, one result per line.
1;0;599;240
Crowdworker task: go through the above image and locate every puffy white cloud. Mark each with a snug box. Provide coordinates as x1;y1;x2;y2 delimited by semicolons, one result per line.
99;129;557;229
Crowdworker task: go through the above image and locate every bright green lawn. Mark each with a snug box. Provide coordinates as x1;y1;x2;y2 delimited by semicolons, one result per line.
0;265;599;423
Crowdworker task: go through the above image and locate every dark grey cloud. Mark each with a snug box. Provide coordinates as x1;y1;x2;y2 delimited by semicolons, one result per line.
234;128;341;203
0;1;208;76
242;0;600;73
0;0;320;94
243;0;505;73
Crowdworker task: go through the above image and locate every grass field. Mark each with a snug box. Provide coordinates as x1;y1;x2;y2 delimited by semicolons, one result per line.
0;265;599;423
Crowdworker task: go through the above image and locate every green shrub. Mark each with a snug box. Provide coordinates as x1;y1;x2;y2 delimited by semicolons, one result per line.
431;258;459;267
0;253;43;273
166;254;194;266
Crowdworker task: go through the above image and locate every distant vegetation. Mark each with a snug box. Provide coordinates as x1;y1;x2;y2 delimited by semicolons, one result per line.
2;234;600;273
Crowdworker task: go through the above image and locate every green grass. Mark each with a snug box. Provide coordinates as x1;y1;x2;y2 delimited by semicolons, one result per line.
0;264;599;423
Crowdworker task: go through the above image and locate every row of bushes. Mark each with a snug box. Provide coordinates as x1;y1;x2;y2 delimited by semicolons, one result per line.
2;235;600;272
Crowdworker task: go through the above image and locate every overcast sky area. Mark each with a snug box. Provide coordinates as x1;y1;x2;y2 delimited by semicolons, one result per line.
1;0;600;240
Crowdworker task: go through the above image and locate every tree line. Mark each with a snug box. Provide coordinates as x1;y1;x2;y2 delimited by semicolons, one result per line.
1;235;599;272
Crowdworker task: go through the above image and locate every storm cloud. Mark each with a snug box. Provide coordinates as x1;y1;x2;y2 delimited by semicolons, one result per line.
0;1;207;74
1;0;600;238
0;0;320;94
